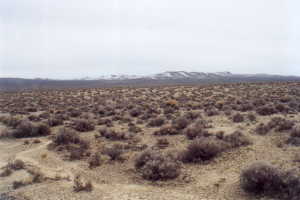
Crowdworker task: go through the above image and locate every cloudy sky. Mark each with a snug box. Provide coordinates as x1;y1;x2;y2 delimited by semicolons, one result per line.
0;0;299;79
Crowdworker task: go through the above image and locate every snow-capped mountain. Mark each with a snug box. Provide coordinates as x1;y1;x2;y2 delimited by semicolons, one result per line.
1;71;300;91
147;71;234;80
80;71;235;81
79;74;143;80
77;71;296;81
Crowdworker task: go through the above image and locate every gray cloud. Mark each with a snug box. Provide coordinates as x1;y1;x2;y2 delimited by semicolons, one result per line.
0;0;299;79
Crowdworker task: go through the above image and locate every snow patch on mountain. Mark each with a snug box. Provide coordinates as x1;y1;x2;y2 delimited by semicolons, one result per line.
77;71;285;81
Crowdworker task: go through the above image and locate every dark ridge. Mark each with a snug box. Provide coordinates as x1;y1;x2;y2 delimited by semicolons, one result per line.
1;75;300;91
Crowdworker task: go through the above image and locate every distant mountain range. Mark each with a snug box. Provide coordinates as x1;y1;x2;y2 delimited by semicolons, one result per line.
1;71;300;91
78;71;285;81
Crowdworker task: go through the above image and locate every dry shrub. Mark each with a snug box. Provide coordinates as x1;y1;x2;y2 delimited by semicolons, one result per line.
38;112;50;119
172;116;189;130
73;175;93;192
23;140;30;145
216;131;225;139
0;168;12;177
205;108;219;116
281;171;300;200
128;124;142;133
241;162;300;200
136;119;144;125
0;116;22;128
0;128;13;138
36;123;51;136
48;116;63;127
277;121;294;132
148;117;165;127
69;109;81;118
222;131;252;148
28;115;40;122
237;103;254;112
276;104;289;113
156;138;169;149
280;95;291;103
7;159;25;170
51;128;90;160
215;101;224;109
130;108;142;117
255;123;271;135
247;113;256;122
27;168;45;183
232;113;244;123
287;126;300;146
135;150;181;181
267;117;294;132
183;111;200;121
99;128;132;140
193;118;212;129
72;119;95;132
184;125;210;140
13;180;27;189
97;118;113;127
11;120;34;138
224;109;232;116
291;126;300;138
153;125;179;136
112;114;122;121
88;153;102;168
179;138;225;163
240;162;284;195
102;144;124;161
256;105;277;116
52;128;87;146
163;107;175;115
0;193;21;200
12;169;45;189
121;117;132;124
69;147;87;160
25;107;37;112
12;121;50;138
0;159;18;177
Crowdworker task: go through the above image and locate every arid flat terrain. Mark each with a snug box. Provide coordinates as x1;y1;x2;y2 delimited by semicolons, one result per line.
1;82;300;200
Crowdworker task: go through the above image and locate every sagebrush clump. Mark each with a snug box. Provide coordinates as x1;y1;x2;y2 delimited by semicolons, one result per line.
147;116;165;127
72;119;95;132
135;150;181;181
241;162;284;195
172;116;190;130
184;125;210;140
153;125;179;136
73;175;93;192
99;128;132;140
50;128;90;160
241;161;300;200
179;138;225;163
222;131;252;148
287;126;300;146
12;121;51;138
102;144;124;161
232;113;244;123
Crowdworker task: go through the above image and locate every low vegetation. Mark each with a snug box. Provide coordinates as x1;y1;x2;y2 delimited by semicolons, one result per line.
1;82;300;199
241;162;300;200
135;150;181;181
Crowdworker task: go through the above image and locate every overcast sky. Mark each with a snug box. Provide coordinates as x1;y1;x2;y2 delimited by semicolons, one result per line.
0;0;299;79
